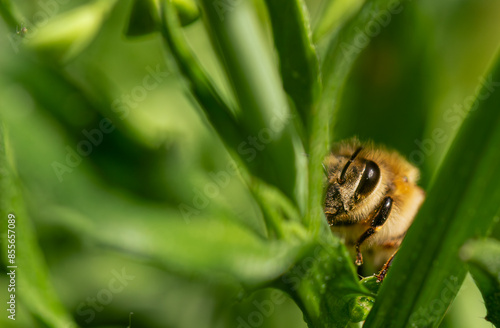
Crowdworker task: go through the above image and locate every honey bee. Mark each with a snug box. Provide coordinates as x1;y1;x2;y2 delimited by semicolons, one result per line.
323;138;425;280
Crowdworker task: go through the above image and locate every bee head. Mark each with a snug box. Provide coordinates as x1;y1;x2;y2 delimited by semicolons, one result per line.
324;147;381;215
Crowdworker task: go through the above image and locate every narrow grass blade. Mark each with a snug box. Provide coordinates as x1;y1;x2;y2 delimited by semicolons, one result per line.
158;0;245;158
0;125;75;327
263;0;320;130
312;0;365;42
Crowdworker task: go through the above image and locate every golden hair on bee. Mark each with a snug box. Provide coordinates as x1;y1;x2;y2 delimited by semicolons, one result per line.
323;138;425;280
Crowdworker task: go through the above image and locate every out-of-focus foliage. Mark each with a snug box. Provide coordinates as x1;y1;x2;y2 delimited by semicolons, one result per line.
0;0;499;327
461;239;500;327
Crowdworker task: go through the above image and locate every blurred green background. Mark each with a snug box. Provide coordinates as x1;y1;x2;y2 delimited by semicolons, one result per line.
0;0;499;327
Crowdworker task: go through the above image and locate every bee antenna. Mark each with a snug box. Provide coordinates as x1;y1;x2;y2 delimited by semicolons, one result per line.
338;147;363;184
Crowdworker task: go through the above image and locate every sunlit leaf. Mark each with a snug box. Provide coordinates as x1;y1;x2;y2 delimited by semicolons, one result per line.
313;0;365;42
27;0;118;62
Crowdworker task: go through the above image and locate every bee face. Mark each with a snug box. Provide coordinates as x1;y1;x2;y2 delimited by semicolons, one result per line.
324;138;425;276
324;154;381;215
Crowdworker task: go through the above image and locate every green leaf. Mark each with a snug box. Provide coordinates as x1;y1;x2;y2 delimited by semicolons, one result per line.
157;0;244;159
312;0;365;42
364;51;500;328
125;0;199;37
27;0;118;62
249;179;304;240
264;0;320;130
172;0;200;26
48;206;314;288
360;275;381;295
125;0;158;37
0;0;19;29
275;238;371;328
0;124;75;327
47;198;370;328
198;0;307;210
460;238;500;327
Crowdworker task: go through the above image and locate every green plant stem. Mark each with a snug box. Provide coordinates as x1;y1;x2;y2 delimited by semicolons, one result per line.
198;0;306;210
264;0;320;131
158;1;243;153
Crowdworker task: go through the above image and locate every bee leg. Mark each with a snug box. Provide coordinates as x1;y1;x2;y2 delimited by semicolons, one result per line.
376;250;397;282
354;196;393;266
375;235;405;281
355;228;375;266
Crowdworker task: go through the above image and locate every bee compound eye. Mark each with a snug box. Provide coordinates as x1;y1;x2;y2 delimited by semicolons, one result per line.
354;160;380;200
